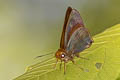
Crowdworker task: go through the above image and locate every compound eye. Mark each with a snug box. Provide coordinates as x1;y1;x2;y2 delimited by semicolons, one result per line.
61;54;65;58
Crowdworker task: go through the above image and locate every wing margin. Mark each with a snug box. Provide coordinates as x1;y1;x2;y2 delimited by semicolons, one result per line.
60;7;72;49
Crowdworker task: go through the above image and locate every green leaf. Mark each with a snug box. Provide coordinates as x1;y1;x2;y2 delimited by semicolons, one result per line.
14;24;120;80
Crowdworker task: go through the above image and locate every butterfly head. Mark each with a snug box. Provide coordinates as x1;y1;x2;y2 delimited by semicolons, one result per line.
55;49;69;62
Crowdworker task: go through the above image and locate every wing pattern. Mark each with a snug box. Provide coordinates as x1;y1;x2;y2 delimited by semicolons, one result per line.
60;7;93;55
64;9;84;49
66;27;93;54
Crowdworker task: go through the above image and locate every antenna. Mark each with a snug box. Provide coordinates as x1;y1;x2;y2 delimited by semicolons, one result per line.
35;52;54;59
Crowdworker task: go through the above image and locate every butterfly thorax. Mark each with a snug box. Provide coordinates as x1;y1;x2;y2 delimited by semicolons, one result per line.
55;48;72;62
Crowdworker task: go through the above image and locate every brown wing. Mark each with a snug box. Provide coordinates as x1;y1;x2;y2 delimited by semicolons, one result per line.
60;7;72;49
64;8;93;54
60;7;85;48
60;7;93;55
66;27;93;54
64;8;85;49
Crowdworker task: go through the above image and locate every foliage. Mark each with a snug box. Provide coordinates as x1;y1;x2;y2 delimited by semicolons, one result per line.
14;24;120;80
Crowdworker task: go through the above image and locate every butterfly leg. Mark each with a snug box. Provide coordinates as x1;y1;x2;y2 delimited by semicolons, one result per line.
75;53;80;57
79;56;89;60
60;60;62;70
71;59;84;71
64;62;66;74
75;53;89;60
53;59;58;69
71;59;75;64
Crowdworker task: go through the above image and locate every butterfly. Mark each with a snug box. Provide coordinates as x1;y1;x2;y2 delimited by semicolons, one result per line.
55;6;93;74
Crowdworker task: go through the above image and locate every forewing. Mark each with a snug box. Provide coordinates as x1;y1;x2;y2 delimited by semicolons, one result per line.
66;27;93;54
60;7;72;49
64;8;84;49
60;7;91;54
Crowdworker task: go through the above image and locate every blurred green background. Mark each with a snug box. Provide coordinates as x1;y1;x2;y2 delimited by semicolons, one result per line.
0;0;120;80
